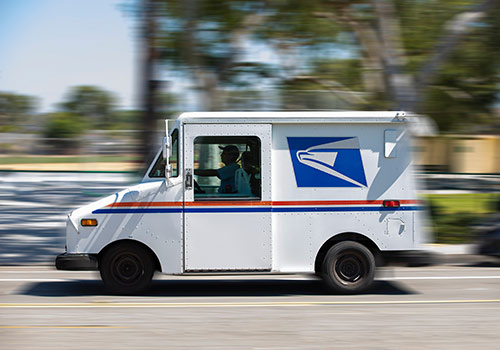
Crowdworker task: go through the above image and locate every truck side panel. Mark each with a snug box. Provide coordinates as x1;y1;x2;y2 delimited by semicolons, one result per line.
271;123;418;272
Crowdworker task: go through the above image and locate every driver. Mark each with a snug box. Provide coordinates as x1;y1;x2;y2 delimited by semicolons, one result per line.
194;145;240;193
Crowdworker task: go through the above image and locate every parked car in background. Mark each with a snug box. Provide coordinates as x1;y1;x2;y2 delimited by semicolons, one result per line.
476;200;500;258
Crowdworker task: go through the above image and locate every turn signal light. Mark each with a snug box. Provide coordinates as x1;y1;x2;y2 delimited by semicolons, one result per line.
383;200;400;208
81;219;98;227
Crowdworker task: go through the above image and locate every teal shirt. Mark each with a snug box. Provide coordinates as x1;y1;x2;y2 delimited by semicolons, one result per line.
217;163;240;193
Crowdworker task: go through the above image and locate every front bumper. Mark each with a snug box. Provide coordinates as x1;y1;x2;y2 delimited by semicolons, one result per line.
55;253;99;271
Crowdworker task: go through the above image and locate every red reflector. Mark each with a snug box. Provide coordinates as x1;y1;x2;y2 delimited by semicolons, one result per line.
383;200;400;208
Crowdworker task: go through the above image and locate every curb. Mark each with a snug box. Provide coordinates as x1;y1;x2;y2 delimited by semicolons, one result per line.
432;253;500;266
418;244;499;266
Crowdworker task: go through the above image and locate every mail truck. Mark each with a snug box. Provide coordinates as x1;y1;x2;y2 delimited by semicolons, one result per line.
56;111;426;294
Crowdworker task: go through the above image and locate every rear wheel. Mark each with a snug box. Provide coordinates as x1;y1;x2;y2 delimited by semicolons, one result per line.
100;242;154;295
322;241;375;294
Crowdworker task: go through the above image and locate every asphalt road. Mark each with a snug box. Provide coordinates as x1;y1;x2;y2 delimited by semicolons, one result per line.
1;266;500;349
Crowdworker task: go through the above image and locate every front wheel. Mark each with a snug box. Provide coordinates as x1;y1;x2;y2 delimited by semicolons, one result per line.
100;242;155;295
322;241;375;294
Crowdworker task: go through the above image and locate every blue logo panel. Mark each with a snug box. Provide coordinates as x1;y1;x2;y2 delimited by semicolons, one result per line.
287;137;367;188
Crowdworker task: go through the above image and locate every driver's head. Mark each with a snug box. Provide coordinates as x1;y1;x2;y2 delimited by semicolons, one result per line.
219;145;239;165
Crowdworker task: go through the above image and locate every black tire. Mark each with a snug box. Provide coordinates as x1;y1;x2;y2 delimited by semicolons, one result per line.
100;242;155;295
322;241;375;294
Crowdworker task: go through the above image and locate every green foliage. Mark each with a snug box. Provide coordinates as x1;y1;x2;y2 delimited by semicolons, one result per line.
157;1;265;78
398;0;466;68
43;112;83;153
432;211;481;244
106;110;141;130
279;58;366;109
0;92;38;132
412;1;500;131
125;0;499;125
0;92;37;115
60;86;117;129
256;0;343;44
0;125;19;133
426;193;499;243
44;112;83;139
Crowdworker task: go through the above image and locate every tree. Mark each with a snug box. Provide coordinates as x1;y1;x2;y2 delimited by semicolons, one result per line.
0;92;38;132
155;0;275;110
60;86;117;129
132;0;277;163
261;0;500;130
132;0;499;142
43;112;83;153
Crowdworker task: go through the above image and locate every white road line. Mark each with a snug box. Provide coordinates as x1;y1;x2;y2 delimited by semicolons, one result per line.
382;276;500;280
0;279;69;282
0;271;87;274
386;268;499;272
1;299;500;308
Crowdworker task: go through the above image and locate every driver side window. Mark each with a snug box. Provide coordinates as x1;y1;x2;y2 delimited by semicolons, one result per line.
193;136;261;200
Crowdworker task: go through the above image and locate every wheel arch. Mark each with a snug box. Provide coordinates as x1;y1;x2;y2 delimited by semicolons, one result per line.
98;239;162;272
314;232;382;275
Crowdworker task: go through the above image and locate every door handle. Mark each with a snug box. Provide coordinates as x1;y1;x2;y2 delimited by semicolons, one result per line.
185;168;193;190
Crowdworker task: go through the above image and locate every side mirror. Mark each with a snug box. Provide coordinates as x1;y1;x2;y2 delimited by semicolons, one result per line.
163;136;172;178
162;136;171;160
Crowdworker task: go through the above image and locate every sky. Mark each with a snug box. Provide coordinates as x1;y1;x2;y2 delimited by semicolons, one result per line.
0;0;136;112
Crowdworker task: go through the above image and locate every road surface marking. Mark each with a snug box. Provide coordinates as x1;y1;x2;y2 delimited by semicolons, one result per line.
1;300;500;308
0;270;92;273
383;276;500;280
0;279;68;282
0;271;53;273
0;325;127;329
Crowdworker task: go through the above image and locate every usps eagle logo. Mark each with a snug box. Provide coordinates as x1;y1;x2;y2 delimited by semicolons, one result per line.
287;137;367;188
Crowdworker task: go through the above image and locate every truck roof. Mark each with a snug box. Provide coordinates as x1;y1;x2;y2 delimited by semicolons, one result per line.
176;111;406;124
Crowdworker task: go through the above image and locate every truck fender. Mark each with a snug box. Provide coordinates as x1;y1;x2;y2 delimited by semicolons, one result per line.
314;232;382;274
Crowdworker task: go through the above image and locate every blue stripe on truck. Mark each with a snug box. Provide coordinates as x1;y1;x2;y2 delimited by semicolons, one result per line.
92;206;421;214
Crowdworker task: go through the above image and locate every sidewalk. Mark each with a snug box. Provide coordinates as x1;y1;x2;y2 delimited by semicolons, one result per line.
424;244;475;255
423;244;499;266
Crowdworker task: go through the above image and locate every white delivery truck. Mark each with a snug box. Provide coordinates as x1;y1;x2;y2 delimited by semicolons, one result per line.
56;111;427;294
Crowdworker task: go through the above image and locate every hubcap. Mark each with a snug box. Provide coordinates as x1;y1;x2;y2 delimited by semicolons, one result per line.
334;253;365;284
112;253;143;285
